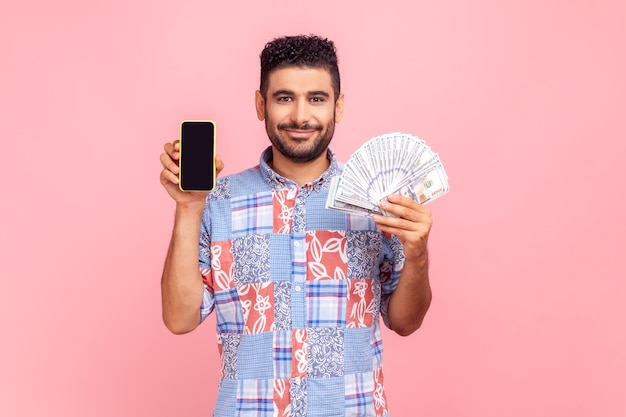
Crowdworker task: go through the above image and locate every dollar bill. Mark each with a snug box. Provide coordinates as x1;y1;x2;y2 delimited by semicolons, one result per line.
326;132;450;217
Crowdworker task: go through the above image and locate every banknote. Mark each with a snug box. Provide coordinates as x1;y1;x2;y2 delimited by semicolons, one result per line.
326;132;449;217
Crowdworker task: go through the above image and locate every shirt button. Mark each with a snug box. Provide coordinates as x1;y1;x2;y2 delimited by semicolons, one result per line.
294;285;302;292
294;241;300;247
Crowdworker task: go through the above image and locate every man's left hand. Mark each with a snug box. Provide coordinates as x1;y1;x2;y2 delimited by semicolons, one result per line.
372;194;432;262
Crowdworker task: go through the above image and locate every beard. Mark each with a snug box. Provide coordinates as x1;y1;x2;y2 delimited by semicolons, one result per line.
264;110;336;163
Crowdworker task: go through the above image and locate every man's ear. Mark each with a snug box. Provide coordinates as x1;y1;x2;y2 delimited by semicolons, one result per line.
334;93;345;123
255;90;265;121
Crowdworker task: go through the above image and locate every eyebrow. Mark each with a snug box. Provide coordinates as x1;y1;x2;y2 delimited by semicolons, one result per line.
272;89;331;98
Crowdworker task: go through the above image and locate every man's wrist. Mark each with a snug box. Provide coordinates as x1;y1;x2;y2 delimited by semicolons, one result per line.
174;201;205;217
404;248;429;268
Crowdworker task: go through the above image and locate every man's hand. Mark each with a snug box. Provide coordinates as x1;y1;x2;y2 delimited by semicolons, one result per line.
372;193;432;262
159;140;225;206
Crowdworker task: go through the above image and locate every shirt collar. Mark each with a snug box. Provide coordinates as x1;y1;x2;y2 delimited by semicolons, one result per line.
259;146;341;191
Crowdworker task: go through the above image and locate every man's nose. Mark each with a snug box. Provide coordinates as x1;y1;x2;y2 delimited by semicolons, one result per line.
291;98;310;125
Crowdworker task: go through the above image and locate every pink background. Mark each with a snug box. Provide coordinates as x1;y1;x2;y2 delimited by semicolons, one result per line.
1;1;625;416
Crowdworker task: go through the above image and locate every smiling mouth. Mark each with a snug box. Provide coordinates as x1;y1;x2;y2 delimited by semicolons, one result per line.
278;122;322;132
283;128;317;138
279;124;322;141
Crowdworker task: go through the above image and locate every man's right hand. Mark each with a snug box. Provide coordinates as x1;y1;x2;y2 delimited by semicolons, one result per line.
159;140;225;206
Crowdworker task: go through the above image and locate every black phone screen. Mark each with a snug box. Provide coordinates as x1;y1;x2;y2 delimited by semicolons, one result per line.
179;120;216;191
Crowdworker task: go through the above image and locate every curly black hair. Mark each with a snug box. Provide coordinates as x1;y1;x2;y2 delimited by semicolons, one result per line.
259;34;340;100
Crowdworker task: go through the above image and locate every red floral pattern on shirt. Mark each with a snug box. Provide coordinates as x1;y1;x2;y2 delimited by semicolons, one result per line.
209;240;234;291
274;378;292;417
273;188;297;234
306;230;347;281
238;282;275;334
374;366;389;417
292;329;308;379
347;279;375;328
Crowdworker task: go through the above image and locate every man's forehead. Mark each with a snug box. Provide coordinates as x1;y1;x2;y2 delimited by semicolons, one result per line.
267;66;333;92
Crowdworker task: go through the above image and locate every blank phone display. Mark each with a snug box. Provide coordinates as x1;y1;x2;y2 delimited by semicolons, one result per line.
180;121;215;191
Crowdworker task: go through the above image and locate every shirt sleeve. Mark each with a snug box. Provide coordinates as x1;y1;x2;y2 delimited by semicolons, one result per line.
198;200;215;323
379;234;406;329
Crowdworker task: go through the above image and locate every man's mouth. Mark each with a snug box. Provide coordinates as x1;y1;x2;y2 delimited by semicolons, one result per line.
279;123;322;140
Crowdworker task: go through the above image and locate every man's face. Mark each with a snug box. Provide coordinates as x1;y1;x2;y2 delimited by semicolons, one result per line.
256;66;344;163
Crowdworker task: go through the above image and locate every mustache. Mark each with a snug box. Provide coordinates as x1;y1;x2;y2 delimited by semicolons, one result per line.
277;122;323;131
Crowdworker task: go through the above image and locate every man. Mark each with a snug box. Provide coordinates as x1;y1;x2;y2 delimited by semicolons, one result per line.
159;35;433;417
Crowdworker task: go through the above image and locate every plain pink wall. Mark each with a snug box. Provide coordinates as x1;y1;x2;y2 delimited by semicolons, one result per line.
1;1;625;416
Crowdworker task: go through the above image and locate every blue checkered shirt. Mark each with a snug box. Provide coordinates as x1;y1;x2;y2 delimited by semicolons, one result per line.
198;147;405;417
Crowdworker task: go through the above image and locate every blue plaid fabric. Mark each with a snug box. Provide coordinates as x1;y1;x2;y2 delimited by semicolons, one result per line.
198;147;404;417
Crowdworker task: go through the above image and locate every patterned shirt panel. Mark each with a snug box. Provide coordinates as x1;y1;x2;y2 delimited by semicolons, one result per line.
198;147;404;417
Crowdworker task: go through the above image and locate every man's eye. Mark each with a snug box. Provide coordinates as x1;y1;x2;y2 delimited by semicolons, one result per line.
310;97;325;103
278;96;292;102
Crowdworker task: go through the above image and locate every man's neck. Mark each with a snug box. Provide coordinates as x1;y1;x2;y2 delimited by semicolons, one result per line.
268;148;330;187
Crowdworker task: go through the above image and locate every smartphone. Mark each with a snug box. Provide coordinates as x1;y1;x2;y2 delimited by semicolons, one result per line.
179;120;216;192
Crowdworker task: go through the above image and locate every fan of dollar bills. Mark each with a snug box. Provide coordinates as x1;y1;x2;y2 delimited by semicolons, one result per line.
326;132;450;217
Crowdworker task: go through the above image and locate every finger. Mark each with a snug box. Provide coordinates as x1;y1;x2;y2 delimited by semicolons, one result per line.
383;196;430;218
160;168;179;186
373;214;432;248
160;152;180;175
215;154;225;175
164;141;181;161
386;193;428;212
373;214;418;233
378;203;425;223
373;203;432;234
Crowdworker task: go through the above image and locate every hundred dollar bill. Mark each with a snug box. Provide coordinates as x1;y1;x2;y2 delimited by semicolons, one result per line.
326;132;450;217
326;177;382;217
379;162;449;216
